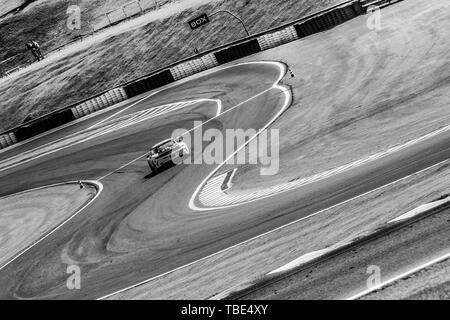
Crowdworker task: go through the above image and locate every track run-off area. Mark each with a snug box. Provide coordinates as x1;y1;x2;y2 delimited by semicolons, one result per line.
0;0;449;299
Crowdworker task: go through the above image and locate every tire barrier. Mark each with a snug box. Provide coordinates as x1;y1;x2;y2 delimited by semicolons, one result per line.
341;3;357;20
294;20;314;38
257;26;299;51
14;109;76;142
124;69;175;98
170;53;219;81
0;132;18;150
294;1;363;39
214;39;262;65
201;53;220;70
352;1;365;15
71;88;128;119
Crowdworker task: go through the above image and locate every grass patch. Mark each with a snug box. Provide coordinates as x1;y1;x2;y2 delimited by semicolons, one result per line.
0;0;173;70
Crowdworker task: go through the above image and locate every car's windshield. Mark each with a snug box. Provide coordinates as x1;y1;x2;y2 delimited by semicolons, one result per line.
154;141;174;153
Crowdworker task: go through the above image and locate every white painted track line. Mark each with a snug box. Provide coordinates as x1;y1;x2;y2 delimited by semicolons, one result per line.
0;99;217;174
193;124;450;210
0;62;277;278
263;198;450;282
346;251;450;300
98;159;450;299
3;60;449;300
0;180;104;271
189;61;291;211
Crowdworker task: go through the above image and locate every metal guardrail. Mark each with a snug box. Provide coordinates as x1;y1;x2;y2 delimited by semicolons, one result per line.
0;0;357;136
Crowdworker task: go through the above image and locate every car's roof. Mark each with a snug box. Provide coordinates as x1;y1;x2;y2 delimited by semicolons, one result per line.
151;138;174;149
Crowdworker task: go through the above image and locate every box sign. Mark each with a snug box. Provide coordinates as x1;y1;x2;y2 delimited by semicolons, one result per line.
188;13;210;30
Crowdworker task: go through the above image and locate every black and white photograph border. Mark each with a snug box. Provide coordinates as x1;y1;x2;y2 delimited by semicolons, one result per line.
0;0;448;305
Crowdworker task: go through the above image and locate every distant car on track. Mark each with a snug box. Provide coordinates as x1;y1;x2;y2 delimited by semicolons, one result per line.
147;137;189;174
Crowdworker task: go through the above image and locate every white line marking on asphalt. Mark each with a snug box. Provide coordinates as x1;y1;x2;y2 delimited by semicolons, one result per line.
4;60;449;299
388;198;450;224
0;61;251;175
88;61;228;129
267;249;331;275
0;99;216;173
193;123;450;210
225;168;238;191
0;98;131;154
0;180;104;271
264;197;450;279
99;61;285;181
189;61;291;211
98;159;449;299
346;251;450;300
0;61;278;278
97;98;222;181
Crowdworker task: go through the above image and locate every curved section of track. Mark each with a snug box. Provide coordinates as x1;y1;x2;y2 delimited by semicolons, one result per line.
0;61;296;299
0;4;449;296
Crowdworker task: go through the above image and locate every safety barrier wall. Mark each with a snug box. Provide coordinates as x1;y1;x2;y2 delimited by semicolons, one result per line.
0;132;18;149
124;69;175;98
214;39;262;65
257;26;299;51
294;1;363;38
170;53;219;81
14;109;76;142
0;0;399;150
71;88;128;119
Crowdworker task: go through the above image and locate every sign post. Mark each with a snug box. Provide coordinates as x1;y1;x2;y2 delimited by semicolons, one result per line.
188;11;250;37
188;13;210;30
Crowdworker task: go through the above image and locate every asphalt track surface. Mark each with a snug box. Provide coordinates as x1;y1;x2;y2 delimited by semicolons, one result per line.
229;203;450;300
0;58;449;299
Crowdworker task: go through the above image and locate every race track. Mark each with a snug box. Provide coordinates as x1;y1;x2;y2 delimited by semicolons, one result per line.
0;61;294;299
0;0;449;300
0;59;449;299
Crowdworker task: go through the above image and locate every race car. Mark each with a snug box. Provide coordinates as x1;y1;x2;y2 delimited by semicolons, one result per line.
147;137;190;174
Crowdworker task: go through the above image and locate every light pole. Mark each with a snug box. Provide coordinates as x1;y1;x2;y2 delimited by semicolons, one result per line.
210;10;250;37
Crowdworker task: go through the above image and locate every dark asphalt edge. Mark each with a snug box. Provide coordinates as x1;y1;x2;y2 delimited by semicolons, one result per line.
222;197;450;300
